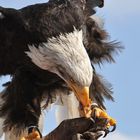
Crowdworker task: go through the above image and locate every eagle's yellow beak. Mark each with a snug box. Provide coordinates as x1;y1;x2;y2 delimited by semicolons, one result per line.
68;81;92;118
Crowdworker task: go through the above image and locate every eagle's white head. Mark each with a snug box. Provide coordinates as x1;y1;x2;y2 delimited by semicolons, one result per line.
26;28;93;111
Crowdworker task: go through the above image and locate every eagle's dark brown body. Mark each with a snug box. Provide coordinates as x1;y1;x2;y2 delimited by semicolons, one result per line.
0;0;121;134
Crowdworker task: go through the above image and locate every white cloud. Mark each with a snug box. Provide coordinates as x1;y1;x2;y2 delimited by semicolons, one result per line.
101;132;140;140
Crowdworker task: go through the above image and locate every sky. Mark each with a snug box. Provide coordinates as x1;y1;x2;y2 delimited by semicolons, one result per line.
0;0;140;139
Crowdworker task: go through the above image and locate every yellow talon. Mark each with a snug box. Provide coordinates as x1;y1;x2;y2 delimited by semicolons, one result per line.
92;107;116;128
20;129;41;140
79;103;92;118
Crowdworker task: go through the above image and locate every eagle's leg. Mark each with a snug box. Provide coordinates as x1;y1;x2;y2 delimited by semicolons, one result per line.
21;127;42;140
71;86;92;118
91;105;116;131
74;88;116;131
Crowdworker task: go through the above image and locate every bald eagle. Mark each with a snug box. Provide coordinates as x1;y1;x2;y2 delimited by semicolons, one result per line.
0;0;121;139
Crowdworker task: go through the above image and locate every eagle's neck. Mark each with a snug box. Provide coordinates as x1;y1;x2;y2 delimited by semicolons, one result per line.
27;28;93;87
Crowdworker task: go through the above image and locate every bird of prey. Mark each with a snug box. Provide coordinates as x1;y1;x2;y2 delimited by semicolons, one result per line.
0;0;121;139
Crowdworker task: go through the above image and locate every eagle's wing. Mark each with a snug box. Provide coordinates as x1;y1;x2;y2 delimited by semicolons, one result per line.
85;16;122;65
80;0;122;108
85;17;120;109
0;1;118;135
0;7;29;76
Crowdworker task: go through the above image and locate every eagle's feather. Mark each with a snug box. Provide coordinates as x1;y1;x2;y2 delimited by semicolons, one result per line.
0;0;121;136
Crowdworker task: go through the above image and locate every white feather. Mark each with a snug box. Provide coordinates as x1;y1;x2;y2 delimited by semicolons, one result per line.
55;91;80;125
42;88;80;126
27;28;93;87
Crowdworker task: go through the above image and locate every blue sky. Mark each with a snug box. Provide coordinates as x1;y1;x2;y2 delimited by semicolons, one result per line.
0;0;140;139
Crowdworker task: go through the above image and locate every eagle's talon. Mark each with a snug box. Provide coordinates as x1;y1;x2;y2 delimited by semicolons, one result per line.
109;124;116;132
82;131;103;140
103;124;116;138
103;129;110;138
91;106;117;132
28;126;42;138
20;126;42;140
79;104;92;118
